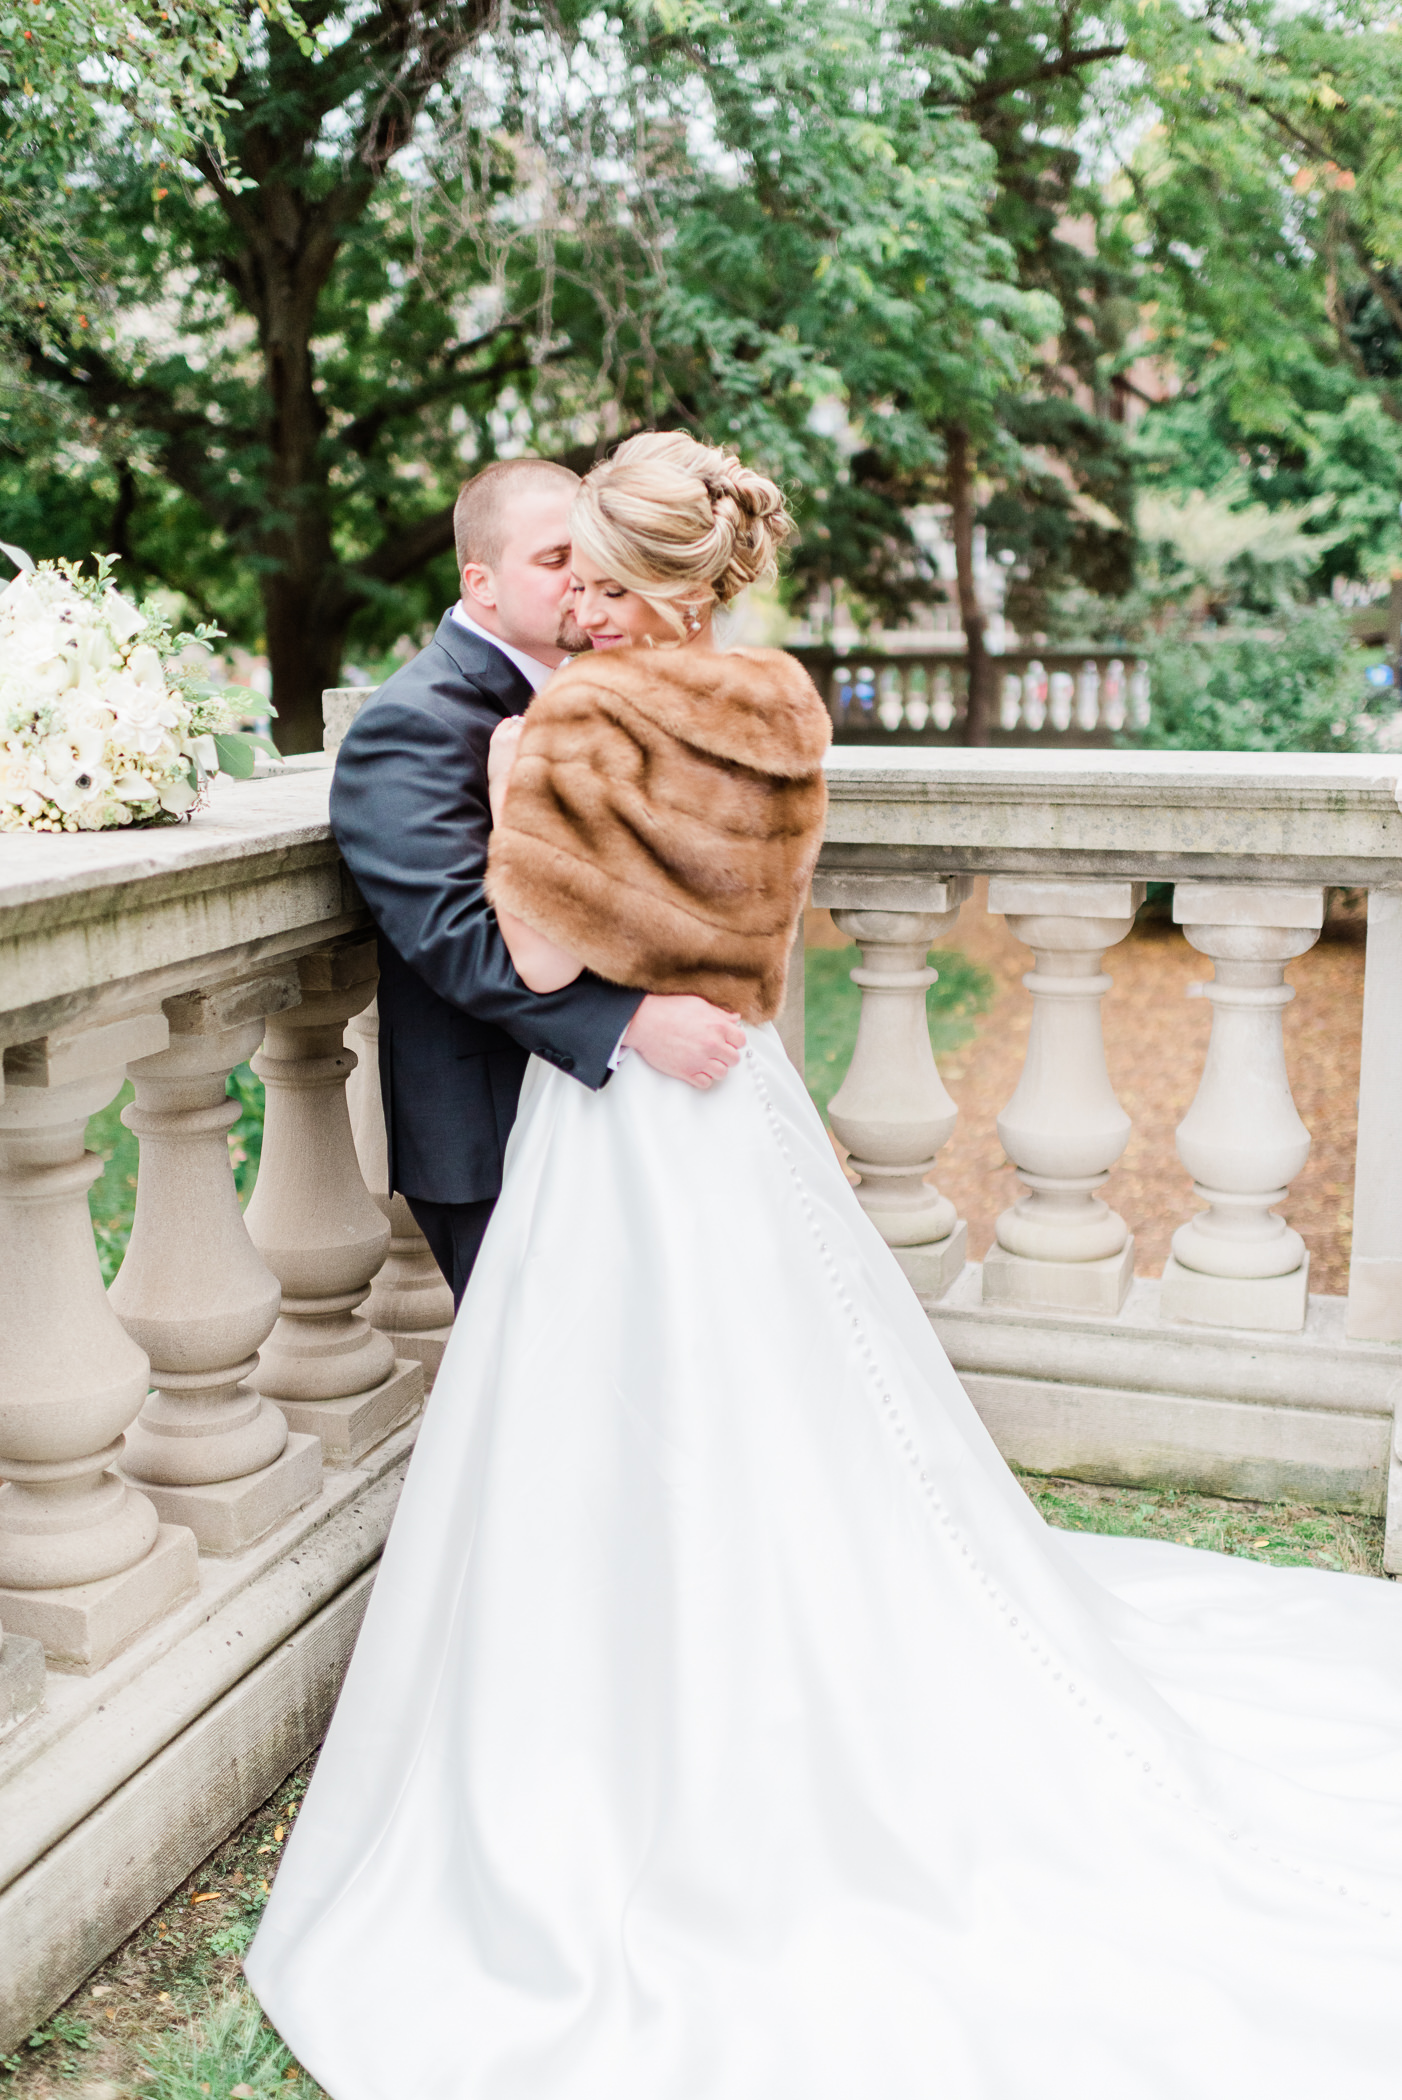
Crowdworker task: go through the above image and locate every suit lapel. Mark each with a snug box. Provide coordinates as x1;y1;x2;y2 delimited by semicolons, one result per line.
432;612;535;718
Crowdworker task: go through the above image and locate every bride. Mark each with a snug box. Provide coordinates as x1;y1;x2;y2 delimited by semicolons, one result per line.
247;435;1402;2099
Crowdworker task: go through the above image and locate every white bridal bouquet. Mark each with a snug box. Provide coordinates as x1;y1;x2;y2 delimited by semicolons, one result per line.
0;543;275;834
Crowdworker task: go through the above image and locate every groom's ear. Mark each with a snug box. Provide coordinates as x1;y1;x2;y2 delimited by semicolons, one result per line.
461;561;498;613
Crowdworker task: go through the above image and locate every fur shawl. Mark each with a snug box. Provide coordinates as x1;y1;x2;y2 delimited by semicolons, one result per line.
485;644;830;1023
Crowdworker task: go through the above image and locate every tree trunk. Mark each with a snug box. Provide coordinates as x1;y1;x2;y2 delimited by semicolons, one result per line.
946;424;992;747
262;570;356;755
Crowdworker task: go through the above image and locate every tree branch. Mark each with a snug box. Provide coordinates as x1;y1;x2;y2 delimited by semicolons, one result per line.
339;326;529;456
353;501;457;585
15;335;261;532
1318;217;1402;423
1346;228;1402;346
959;43;1126;110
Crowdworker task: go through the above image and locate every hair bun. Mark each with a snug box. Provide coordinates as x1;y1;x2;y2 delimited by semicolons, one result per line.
584;432;795;608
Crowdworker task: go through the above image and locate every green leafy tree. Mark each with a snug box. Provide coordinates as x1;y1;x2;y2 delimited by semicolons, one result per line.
0;0;316;321
1;0;1052;750
1123;0;1402;590
890;0;1141;738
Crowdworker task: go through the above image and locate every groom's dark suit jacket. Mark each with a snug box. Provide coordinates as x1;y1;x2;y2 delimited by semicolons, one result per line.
330;613;643;1207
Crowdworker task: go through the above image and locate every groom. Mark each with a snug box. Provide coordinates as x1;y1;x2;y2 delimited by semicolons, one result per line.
331;457;745;1307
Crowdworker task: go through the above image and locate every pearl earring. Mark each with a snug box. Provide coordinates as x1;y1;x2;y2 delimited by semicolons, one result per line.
684;608;701;634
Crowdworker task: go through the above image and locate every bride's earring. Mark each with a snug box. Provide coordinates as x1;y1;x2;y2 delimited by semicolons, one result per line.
684;607;701;635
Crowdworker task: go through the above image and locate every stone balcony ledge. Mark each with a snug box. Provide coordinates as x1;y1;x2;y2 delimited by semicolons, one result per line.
823;746;1402;886
0;756;360;1050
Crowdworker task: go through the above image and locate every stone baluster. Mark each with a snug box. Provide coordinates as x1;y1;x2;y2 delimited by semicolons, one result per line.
1347;889;1402;1341
1048;671;1074;733
109;975;325;1551
0;1060;45;1728
1160;883;1323;1333
812;876;973;1300
877;666;905;733
983;878;1144;1314
999;675;1022;732
345;1000;454;1390
244;941;423;1465
0;1016;198;1671
765;916;809;1078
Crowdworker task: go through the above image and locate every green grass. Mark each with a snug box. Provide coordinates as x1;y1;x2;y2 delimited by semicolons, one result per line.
0;1763;325;2096
804;942;994;1119
137;1995;322;2100
1019;1472;1385;1576
86;1064;265;1285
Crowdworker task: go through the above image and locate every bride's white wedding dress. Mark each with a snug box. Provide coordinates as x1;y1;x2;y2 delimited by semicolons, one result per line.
246;1025;1402;2099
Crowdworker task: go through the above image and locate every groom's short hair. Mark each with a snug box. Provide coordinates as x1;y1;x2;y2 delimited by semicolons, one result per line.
454;460;579;575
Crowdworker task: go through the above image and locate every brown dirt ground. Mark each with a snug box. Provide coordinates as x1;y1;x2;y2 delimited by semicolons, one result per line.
809;882;1367;1295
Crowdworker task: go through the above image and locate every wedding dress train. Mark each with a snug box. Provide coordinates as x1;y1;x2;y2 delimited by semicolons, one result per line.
246;1026;1402;2099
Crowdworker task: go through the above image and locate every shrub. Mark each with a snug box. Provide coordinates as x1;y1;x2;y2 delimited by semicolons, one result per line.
1130;603;1375;753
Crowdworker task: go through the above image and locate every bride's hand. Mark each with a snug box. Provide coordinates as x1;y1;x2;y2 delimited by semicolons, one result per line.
623;995;745;1089
488;715;526;825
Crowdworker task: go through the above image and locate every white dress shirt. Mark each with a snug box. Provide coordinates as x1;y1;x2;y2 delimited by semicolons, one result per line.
450;603;634;1068
450;602;558;695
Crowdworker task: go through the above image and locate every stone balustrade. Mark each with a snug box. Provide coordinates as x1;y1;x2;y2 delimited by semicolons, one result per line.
817;745;1402;1587
791;645;1151;746
3;732;1402;2048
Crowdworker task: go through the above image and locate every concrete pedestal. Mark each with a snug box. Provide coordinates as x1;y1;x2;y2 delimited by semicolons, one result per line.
0;1526;198;1673
0;1428;413;2054
273;1359;423;1468
0;1634;44;1735
893;1221;968;1303
1385;1430;1402;1578
374;1325;452;1392
1160;1252;1310;1334
121;1432;323;1554
982;1237;1135;1316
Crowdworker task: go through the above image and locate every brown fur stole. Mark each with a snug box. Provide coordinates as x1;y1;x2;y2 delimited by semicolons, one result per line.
485;644;831;1022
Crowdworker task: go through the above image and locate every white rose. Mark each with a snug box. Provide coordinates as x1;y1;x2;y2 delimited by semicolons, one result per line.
106;673;184;755
73;797;122;831
65;689;116;734
0;625;79;702
0;749;33;803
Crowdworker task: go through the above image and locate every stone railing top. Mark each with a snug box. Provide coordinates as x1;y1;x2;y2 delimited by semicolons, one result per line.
0;755;333;915
825;744;1402;791
820;746;1402;886
8;741;1402;1043
0;757;360;1048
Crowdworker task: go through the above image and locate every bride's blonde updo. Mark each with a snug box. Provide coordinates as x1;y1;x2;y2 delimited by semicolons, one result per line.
570;431;794;636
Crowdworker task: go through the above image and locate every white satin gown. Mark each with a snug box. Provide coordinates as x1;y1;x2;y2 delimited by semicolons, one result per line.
246;1024;1402;2099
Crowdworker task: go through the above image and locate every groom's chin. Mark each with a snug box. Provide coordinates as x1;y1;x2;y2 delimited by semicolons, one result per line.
555;612;591;655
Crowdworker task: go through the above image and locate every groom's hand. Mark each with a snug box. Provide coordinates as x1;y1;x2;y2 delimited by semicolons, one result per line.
623;995;745;1090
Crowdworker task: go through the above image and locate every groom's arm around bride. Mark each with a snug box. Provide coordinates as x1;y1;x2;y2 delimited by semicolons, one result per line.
330;457;743;1307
